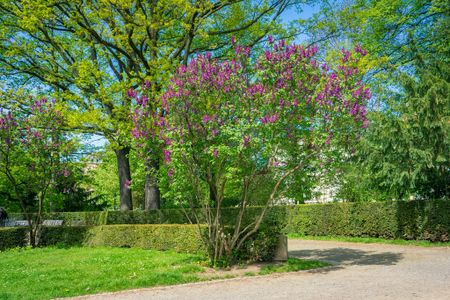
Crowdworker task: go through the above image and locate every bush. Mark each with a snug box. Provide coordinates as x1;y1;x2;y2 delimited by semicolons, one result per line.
5;199;447;252
107;209;191;224
1;224;281;261
85;225;206;253
286;200;449;242
8;207;286;226
0;228;27;250
39;226;93;247
1;225;207;253
236;227;281;262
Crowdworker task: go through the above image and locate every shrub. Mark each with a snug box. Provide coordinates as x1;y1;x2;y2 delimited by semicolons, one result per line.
39;226;93;247
106;209;191;224
236;226;280;262
0;228;28;250
85;225;206;253
286;200;449;241
1;224;282;261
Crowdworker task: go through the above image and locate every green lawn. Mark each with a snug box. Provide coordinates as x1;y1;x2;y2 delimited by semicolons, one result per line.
0;247;205;300
0;247;327;300
288;234;450;247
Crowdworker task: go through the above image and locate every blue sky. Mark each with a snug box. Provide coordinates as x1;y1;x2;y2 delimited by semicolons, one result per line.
281;3;319;23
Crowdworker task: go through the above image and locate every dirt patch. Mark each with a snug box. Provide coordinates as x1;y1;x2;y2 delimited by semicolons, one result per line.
198;261;282;279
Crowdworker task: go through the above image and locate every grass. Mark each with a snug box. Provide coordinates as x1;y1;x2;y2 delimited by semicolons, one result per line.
0;246;206;300
0;246;329;300
258;257;331;275
288;234;450;247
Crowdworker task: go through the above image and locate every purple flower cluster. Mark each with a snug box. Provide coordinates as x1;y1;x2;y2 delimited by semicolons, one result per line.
261;113;279;124
0;111;16;130
131;38;372;172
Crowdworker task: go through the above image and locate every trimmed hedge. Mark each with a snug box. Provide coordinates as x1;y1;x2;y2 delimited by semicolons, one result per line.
1;225;206;253
285;200;450;242
4;200;449;248
2;224;279;261
0;228;28;250
7;207;286;226
85;225;205;253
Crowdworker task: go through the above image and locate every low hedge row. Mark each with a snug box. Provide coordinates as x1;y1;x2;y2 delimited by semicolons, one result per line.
285;200;450;242
1;224;280;262
4;200;449;244
7;207;286;227
0;228;28;250
1;225;205;253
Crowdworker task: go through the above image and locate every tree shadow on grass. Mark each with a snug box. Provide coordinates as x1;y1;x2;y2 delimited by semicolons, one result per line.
290;247;403;269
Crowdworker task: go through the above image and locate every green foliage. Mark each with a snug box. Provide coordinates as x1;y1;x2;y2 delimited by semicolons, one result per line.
85;224;204;253
288;234;450;247
303;0;450;200
85;225;206;253
2;223;282;262
9;206;287;227
107;209;190;224
3;224;206;253
286;200;450;242
306;0;449;70
235;227;280;263
39;226;92;247
86;148;147;209
0;227;27;250
360;59;449;199
47;163;109;212
0;0;293;210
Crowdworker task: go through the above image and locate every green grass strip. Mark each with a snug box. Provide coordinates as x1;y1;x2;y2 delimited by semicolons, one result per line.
258;257;331;275
288;234;450;247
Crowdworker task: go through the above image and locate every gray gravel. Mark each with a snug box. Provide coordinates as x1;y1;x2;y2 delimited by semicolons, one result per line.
71;240;450;300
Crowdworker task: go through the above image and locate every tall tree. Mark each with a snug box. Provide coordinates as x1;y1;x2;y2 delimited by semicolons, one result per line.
361;50;449;199
303;0;449;69
0;0;293;210
297;0;449;200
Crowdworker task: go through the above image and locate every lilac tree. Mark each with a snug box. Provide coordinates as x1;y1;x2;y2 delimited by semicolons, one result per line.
0;98;75;246
133;40;370;265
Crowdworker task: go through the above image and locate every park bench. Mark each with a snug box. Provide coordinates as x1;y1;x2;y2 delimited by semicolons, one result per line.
42;220;64;226
13;220;29;227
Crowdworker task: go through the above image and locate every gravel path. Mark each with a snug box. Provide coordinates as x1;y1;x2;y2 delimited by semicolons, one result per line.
72;240;450;300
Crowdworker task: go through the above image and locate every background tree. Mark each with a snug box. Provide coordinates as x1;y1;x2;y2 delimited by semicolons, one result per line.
0;98;76;246
297;0;449;200
360;51;449;199
0;0;296;210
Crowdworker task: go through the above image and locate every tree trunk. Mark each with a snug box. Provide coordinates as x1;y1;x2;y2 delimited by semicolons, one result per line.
144;159;160;210
115;147;133;211
209;184;217;204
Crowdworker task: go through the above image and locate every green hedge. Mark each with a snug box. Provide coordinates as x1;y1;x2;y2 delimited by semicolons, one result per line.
1;225;206;253
86;225;205;253
2;224;279;261
285;200;450;242
5;200;449;245
7;207;285;227
0;228;28;250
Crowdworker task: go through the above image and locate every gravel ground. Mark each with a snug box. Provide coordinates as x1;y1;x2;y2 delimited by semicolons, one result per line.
71;239;450;300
